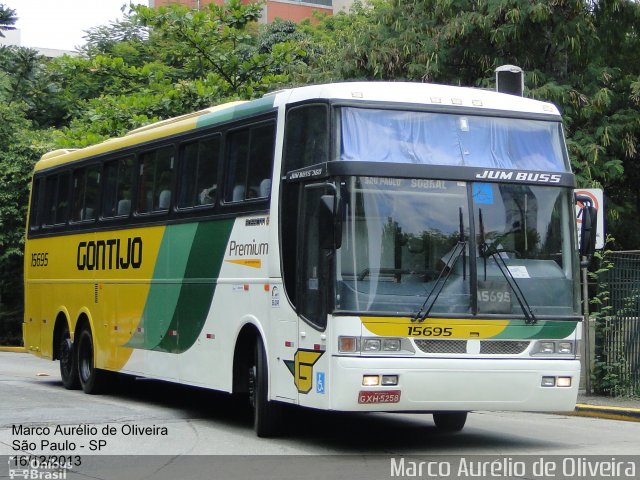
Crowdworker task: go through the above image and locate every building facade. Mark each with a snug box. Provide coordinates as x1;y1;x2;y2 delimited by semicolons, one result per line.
148;0;353;23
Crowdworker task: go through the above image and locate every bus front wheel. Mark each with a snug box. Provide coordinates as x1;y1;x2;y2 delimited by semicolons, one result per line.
433;412;468;432
76;326;109;394
59;325;79;390
248;339;283;437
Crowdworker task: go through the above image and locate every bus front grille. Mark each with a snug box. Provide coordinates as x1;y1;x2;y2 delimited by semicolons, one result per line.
480;340;530;355
414;340;467;354
413;339;531;355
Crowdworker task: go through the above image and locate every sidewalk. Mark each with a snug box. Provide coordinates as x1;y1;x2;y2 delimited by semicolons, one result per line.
573;392;640;422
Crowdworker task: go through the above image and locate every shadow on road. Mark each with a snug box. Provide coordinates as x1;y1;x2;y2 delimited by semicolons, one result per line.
35;373;561;453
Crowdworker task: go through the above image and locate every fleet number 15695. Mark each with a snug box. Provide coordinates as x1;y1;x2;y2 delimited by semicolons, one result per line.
31;252;48;267
407;326;453;337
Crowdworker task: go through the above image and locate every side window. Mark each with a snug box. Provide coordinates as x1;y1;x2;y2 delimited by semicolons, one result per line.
43;172;70;226
28;178;41;231
283;104;329;174
224;122;275;203
71;165;100;222
281;105;328;308
178;135;220;209
138;146;175;214
102;156;134;219
298;184;333;329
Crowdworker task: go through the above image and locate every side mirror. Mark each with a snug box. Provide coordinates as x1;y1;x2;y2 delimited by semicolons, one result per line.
318;194;342;250
576;195;597;262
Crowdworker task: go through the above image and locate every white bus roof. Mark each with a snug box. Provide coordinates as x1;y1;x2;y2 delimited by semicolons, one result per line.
273;81;561;117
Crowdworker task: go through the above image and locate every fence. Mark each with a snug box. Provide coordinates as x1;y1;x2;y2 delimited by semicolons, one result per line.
596;251;640;396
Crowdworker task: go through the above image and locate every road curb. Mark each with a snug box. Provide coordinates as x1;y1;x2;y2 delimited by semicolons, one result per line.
0;346;26;353
573;403;640;422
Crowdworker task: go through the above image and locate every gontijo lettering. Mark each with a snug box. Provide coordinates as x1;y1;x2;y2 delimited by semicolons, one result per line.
77;237;142;270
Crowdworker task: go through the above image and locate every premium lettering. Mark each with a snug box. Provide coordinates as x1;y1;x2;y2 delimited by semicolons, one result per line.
77;237;142;271
228;239;268;256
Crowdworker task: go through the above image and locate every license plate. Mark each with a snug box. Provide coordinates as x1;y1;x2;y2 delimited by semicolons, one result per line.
358;390;401;404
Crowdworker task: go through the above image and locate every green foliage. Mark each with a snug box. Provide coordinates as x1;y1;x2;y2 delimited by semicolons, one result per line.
303;0;640;249
0;46;71;127
0;1;307;344
49;1;301;143
131;1;294;96
589;243;634;396
2;0;640;345
0;3;17;37
0;101;54;341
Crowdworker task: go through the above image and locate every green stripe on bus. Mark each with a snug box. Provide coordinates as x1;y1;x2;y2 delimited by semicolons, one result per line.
126;223;198;350
155;218;234;353
493;320;577;339
196;96;275;129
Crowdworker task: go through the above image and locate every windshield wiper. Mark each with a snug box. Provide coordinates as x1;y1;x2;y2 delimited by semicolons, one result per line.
413;207;466;323
478;209;537;325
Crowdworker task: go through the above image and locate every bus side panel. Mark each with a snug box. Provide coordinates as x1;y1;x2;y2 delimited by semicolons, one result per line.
177;215;271;390
23;240;43;356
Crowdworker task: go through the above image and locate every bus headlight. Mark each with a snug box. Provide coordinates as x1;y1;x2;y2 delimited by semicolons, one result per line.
382;338;401;351
557;342;573;354
539;342;555;354
362;338;381;352
338;336;414;354
531;340;576;357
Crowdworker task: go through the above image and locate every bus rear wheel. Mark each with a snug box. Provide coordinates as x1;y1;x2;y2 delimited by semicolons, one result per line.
248;338;283;437
433;412;467;432
76;326;109;394
59;325;79;390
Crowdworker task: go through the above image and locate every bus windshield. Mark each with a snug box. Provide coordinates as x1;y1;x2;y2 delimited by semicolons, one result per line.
336;177;580;318
339;107;568;172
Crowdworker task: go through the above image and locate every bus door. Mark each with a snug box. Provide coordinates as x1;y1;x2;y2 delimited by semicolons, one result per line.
292;182;339;407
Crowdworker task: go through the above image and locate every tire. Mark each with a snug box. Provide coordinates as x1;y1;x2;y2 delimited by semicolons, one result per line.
59;325;80;390
433;412;468;432
248;339;283;437
76;326;109;394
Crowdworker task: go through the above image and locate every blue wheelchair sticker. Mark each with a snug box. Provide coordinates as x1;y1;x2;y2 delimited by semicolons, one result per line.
316;372;325;394
473;183;494;204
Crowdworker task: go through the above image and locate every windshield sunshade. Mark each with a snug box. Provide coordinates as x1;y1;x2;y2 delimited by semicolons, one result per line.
340;108;568;172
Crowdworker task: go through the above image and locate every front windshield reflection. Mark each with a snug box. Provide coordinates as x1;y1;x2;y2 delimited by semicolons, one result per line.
337;177;471;314
336;177;579;317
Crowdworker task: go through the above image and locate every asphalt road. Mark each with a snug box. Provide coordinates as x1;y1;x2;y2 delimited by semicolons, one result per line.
1;352;639;479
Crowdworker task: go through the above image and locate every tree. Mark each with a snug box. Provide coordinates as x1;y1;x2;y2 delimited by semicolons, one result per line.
303;0;640;249
0;3;17;37
132;1;294;97
0;101;54;344
47;1;302;145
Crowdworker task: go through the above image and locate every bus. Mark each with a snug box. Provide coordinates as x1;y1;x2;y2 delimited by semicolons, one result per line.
24;81;593;437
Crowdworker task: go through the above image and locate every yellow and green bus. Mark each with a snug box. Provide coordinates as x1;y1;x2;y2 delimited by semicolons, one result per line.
24;81;592;436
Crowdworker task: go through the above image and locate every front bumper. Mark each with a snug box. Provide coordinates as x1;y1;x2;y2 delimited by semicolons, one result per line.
330;356;580;412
